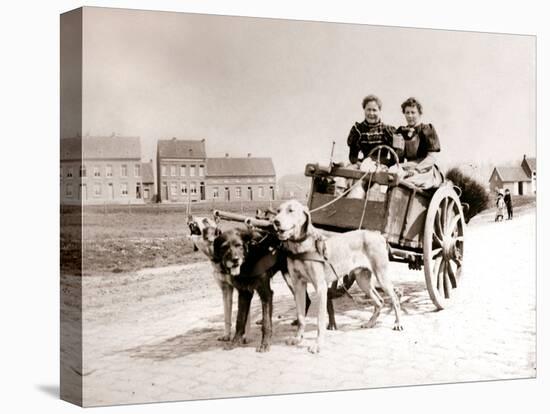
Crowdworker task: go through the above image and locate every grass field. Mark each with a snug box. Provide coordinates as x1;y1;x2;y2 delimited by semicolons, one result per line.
60;195;535;276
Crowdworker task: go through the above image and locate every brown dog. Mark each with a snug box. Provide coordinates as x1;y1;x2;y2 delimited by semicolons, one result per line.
272;200;403;354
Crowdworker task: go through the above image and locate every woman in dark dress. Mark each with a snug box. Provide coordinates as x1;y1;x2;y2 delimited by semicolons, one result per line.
347;94;396;168
395;97;443;189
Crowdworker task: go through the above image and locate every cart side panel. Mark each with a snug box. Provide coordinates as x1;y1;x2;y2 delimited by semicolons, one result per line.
384;186;430;248
309;193;386;232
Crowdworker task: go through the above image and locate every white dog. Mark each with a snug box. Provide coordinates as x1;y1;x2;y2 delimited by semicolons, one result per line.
272;200;403;353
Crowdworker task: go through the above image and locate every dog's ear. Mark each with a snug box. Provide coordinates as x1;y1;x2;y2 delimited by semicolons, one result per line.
212;233;225;263
301;205;315;237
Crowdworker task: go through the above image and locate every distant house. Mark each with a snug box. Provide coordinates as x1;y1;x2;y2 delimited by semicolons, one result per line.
205;155;276;202
488;155;536;195
157;138;207;203
60;136;145;205
141;161;155;203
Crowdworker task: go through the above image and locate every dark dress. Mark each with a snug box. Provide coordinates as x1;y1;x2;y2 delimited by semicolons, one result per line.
395;123;441;162
504;193;513;219
395;123;443;189
347;120;396;164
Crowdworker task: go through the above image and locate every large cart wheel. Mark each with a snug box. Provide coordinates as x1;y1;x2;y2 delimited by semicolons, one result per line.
423;185;465;309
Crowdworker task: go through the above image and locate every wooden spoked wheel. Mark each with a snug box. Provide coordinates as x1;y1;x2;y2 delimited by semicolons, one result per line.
365;144;401;168
423;185;465;309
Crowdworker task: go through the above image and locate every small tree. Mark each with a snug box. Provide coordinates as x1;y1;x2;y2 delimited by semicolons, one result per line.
446;167;489;223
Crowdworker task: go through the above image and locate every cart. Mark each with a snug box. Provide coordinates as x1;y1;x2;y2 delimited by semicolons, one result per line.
305;145;466;309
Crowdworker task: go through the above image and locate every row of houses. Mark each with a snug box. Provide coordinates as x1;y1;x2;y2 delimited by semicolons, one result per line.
60;136;276;205
488;155;536;195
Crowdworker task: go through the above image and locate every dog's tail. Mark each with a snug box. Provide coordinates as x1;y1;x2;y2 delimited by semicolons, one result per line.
445;167;489;223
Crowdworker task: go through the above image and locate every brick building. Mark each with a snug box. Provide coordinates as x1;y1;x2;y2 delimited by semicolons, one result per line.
205;156;276;201
157;138;207;202
141;161;155;203
60;136;145;205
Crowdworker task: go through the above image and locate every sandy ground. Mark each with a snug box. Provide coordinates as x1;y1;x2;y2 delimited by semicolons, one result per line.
61;207;536;407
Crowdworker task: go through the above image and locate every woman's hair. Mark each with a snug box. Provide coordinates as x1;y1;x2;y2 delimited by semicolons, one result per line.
362;95;383;110
401;97;423;115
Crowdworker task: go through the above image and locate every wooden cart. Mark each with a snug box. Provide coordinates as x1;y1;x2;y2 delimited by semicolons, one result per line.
305;146;466;309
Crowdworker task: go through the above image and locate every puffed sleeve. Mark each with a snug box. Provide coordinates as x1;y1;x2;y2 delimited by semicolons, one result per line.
421;123;441;152
347;123;360;164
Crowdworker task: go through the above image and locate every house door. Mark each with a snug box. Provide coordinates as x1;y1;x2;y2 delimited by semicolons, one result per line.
248;187;253;201
108;183;114;199
225;187;230;202
518;182;524;196
136;183;142;199
200;182;205;201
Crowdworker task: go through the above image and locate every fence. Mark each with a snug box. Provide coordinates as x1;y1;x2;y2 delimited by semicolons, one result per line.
60;198;308;217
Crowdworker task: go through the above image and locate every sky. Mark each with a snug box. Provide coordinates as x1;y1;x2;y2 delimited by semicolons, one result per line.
68;6;536;178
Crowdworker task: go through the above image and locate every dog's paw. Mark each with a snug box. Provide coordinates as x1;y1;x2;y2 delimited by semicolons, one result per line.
223;342;236;351
255;319;262;325
327;323;337;330
286;336;302;346
217;334;231;342
231;335;248;345
361;321;377;329
308;343;321;354
256;343;271;353
290;319;299;326
392;323;404;331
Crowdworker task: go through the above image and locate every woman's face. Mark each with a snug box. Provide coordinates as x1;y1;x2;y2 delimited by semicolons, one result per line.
403;105;421;126
364;101;381;123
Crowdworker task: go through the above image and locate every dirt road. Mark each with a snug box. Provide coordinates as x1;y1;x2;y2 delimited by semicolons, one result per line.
65;208;536;407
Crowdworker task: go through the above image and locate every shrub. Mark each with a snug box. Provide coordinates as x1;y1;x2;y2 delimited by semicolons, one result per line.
445;167;489;223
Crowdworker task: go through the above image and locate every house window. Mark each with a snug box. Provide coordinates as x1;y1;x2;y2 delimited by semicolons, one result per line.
94;166;101;177
67;167;73;178
180;165;186;176
259;186;264;197
181;183;187;195
170;182;178;196
134;164;141;177
170;165;176;177
161;165;167;176
65;183;73;197
190;165;196;177
94;183;101;196
247;187;253;201
105;165;112;177
79;165;86;177
213;187;219;198
121;164;128;177
236;187;241;198
199;165;204;176
190;182;197;194
270;186;274;200
121;182;128;196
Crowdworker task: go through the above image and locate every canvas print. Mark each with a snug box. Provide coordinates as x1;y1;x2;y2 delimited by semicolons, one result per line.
60;7;536;407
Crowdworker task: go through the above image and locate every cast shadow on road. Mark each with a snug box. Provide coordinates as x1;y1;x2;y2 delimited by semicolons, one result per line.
122;278;435;361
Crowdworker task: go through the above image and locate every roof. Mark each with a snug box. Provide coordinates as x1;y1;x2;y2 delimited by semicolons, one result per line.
523;157;536;173
61;136;141;160
158;139;206;159
493;166;531;182
141;162;154;183
206;158;276;177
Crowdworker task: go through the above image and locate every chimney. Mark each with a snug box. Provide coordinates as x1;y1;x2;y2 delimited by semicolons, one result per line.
247;153;251;158
225;153;229;157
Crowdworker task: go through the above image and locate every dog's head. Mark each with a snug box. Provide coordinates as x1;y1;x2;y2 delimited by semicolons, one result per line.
213;228;256;276
187;215;220;242
272;200;314;242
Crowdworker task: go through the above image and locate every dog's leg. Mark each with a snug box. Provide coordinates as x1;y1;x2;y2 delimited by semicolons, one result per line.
218;284;233;341
326;287;337;330
309;271;328;354
354;268;384;328
373;263;403;331
256;276;273;353
282;270;311;326
286;277;306;346
226;289;253;349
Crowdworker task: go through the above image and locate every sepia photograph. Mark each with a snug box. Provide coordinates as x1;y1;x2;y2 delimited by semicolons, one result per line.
57;5;538;407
